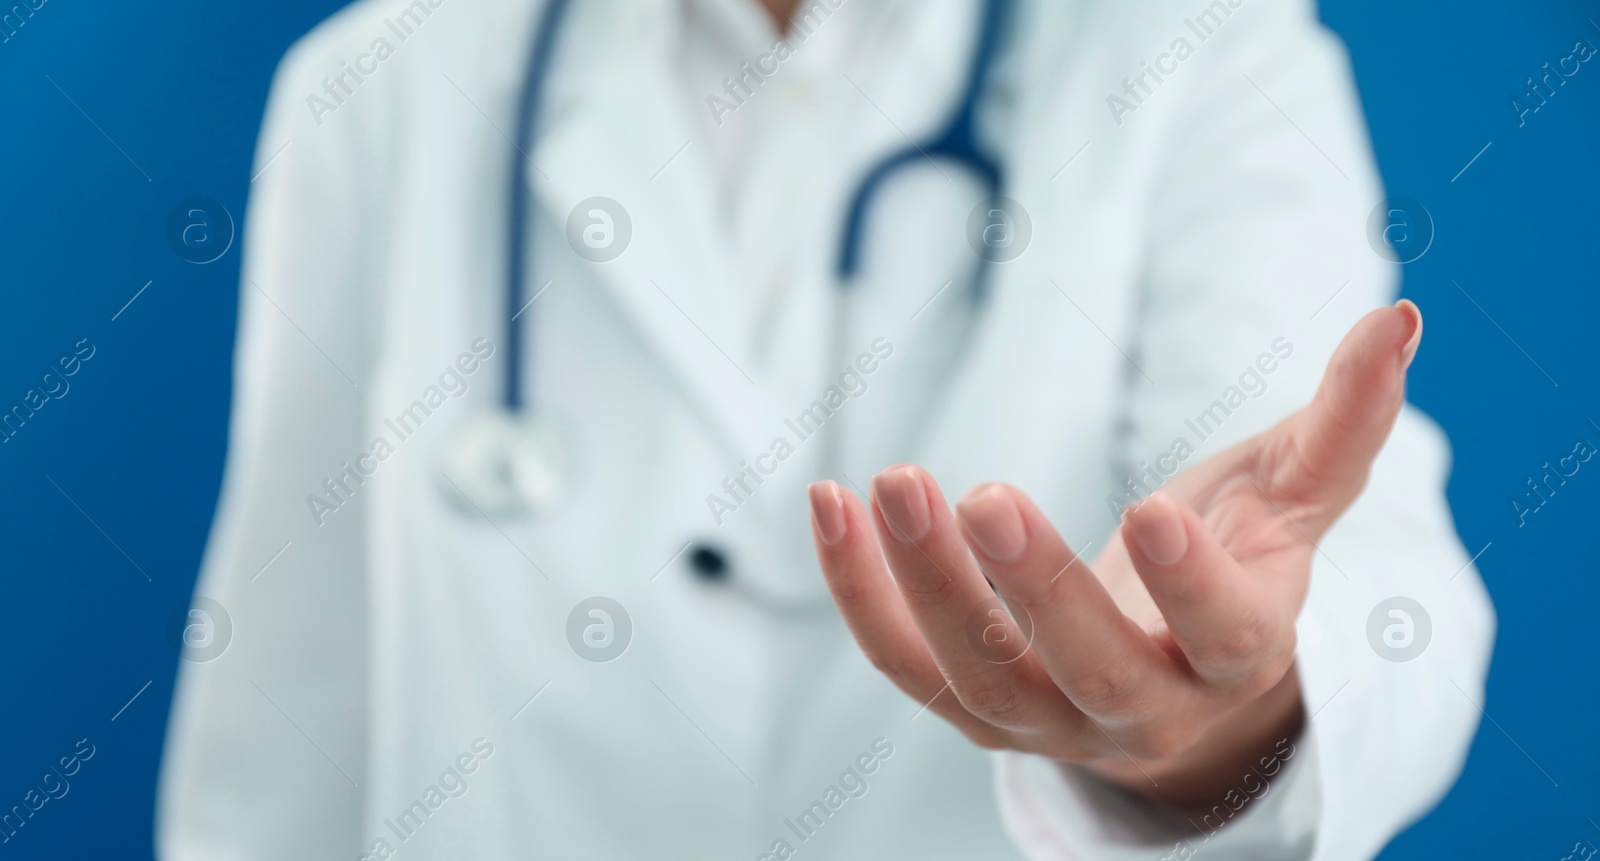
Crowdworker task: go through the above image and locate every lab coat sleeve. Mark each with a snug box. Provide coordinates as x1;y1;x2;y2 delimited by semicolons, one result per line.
157;9;392;859
994;1;1495;859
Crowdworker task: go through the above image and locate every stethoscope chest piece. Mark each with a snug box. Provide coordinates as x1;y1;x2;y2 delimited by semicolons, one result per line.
438;410;576;517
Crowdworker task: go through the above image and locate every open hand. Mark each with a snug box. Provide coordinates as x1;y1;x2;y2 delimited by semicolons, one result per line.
806;302;1421;806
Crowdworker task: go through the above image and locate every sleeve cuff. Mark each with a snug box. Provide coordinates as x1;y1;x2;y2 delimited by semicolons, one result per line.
994;727;1322;860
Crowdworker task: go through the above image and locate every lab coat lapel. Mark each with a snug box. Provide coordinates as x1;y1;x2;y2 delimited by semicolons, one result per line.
530;2;777;459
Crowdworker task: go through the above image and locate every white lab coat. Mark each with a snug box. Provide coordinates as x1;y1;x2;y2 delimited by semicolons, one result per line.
159;0;1495;858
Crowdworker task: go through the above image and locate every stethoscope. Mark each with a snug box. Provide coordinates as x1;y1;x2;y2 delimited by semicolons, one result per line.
439;0;1011;612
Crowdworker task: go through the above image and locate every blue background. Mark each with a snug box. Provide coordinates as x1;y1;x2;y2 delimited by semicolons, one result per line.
0;0;1596;858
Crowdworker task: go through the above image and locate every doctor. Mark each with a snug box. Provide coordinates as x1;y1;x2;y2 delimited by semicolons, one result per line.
160;0;1494;858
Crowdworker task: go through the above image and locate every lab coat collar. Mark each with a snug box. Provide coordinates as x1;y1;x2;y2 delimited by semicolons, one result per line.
529;0;782;459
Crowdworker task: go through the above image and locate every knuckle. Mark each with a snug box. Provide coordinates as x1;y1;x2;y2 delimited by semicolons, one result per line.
957;676;1031;726
824;574;872;609
896;571;960;607
1239;640;1299;699
1007;570;1068;610
863;650;922;686
1209;619;1297;694
1210;618;1270;667
1067;659;1148;718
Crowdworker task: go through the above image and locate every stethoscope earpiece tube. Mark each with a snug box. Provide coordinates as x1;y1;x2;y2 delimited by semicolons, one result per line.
505;0;576;413
834;0;1010;295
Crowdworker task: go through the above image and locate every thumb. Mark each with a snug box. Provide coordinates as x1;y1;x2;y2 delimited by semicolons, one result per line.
1280;300;1421;506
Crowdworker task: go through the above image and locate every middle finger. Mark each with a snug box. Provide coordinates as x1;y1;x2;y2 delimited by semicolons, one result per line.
868;465;1079;734
955;483;1200;730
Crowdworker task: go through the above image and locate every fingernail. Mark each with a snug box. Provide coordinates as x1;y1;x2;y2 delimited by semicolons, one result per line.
872;466;932;543
956;484;1028;562
809;481;847;546
1396;299;1423;370
1128;493;1188;566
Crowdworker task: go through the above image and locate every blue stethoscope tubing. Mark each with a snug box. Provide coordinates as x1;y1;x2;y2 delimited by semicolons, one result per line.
503;0;1012;414
504;0;576;413
834;0;1009;288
